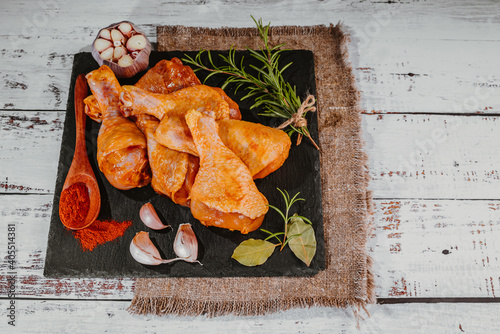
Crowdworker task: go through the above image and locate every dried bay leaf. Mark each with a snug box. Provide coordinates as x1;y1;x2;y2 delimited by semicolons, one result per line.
232;239;277;266
288;216;316;266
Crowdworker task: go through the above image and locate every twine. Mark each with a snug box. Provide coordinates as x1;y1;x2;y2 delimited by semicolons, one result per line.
277;95;317;130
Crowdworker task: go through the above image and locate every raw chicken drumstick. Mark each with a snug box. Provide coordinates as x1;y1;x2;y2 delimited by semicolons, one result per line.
132;58;200;205
186;109;268;234
119;84;237;156
86;65;151;190
135;114;198;206
119;84;232;121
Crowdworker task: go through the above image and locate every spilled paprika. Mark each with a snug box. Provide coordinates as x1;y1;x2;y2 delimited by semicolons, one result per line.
72;219;132;251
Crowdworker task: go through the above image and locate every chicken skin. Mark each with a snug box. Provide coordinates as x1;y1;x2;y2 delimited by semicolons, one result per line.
86;65;151;190
135;114;198;206
217;119;291;179
135;57;201;94
186;109;268;234
132;59;201;204
120;84;231;121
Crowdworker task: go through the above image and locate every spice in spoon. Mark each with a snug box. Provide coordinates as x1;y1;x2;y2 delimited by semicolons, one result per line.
59;182;90;229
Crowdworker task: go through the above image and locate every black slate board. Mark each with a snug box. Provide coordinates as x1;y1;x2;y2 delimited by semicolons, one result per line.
44;51;324;278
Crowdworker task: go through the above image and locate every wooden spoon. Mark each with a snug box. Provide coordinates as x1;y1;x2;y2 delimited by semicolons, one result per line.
59;74;101;230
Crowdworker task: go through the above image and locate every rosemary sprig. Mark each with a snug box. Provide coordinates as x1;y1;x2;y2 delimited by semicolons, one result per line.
182;16;319;150
265;188;309;251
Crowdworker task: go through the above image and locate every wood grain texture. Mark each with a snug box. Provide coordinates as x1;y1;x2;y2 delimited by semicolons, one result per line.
0;299;499;333
0;111;64;193
1;0;499;112
364;114;500;199
355;39;500;114
1;196;498;299
3;111;499;200
372;200;500;298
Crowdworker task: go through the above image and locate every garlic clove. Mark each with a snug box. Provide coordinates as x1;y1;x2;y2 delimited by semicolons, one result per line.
173;223;202;264
130;231;198;266
99;47;114;61
113;46;127;60
94;38;112;52
139;202;170;230
130;231;165;265
126;34;147;52
99;29;111;40
118;22;133;37
118;54;134;68
111;29;125;45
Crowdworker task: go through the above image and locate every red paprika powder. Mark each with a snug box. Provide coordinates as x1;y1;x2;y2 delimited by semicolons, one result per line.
72;219;132;251
59;182;90;229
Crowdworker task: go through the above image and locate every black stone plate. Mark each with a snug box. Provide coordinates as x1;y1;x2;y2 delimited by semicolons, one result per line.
44;51;324;278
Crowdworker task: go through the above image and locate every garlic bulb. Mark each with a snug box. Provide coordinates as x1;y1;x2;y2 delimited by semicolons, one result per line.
139;202;170;230
91;21;151;78
173;223;202;264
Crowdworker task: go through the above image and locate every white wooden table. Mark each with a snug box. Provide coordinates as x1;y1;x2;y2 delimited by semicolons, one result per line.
1;0;500;332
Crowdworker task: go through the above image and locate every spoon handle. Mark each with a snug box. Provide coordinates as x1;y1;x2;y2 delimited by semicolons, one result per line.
74;74;89;159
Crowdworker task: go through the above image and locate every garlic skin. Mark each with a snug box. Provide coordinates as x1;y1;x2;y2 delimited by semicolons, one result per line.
139;202;170;230
173;223;202;264
129;231;165;265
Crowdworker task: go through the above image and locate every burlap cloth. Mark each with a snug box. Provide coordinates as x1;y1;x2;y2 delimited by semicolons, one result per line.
129;23;374;316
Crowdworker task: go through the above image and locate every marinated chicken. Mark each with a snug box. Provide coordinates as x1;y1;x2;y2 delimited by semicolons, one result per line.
120;84;232;121
217;119;291;179
134;57;201;94
86;65;151;190
135;114;198;206
132;58;200;205
186;109;268;234
82;58;293;234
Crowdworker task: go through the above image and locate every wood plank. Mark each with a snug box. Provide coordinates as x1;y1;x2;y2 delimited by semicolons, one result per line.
1;195;498;299
364;114;500;199
372;199;500;298
3;111;499;199
1;1;499;111
0;111;64;194
354;39;500;114
0;299;499;333
3;38;500;113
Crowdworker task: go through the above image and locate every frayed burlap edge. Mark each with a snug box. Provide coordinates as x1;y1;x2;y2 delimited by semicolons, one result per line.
129;23;375;317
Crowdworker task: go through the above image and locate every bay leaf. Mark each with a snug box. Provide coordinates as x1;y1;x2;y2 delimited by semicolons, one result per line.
287;216;316;266
231;239;276;267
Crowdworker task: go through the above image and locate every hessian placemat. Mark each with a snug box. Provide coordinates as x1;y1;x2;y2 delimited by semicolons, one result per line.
129;23;375;316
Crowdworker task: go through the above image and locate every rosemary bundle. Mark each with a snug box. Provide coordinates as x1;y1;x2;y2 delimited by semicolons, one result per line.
182;17;319;150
